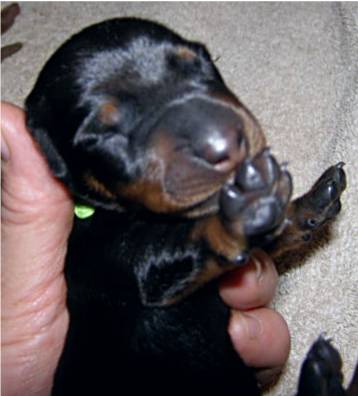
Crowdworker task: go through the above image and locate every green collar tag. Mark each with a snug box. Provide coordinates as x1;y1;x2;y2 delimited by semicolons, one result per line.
74;203;95;219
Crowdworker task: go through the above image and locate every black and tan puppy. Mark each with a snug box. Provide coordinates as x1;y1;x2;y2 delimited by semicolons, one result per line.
25;18;350;395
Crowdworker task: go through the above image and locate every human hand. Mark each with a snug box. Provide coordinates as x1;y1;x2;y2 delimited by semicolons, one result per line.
1;102;73;396
1;102;289;395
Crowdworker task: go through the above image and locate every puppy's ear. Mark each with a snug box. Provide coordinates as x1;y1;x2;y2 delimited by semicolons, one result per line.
74;99;123;145
73;100;132;181
137;259;195;307
25;95;71;185
29;124;70;182
136;249;208;307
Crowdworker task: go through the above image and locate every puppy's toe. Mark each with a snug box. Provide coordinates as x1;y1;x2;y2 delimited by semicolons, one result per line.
220;149;292;247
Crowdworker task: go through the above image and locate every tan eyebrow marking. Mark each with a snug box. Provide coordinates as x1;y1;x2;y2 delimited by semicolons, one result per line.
176;46;197;62
98;101;121;126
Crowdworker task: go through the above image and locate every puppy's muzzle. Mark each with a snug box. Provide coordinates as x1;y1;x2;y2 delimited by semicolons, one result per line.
151;97;248;174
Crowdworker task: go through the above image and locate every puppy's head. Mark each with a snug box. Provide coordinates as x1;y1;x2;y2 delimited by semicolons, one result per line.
26;18;266;217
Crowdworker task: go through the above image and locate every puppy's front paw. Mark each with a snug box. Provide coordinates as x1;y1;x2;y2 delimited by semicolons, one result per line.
220;148;292;246
305;163;346;224
295;163;347;242
296;337;346;396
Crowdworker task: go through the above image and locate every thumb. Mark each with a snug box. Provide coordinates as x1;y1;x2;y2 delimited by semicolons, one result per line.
1;101;72;221
1;102;73;395
1;101;73;328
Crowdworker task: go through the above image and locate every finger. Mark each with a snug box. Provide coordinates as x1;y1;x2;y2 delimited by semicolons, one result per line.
219;249;278;309
229;307;290;370
1;101;71;218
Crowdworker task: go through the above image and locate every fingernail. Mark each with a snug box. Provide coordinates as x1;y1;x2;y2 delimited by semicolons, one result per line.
256;365;283;389
242;312;262;340
1;135;10;162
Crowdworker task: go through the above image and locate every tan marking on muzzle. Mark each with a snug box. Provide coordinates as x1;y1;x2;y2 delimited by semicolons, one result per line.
84;173;116;200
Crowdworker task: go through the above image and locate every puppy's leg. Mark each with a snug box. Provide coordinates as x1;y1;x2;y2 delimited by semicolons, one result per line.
269;163;346;259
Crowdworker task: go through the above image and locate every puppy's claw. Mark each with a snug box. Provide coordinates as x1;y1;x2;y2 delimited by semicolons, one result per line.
276;170;293;207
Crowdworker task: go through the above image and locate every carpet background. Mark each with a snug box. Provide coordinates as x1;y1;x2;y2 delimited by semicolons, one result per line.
2;2;357;394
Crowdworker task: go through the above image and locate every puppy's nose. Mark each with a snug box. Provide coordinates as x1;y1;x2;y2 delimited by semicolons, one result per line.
193;122;244;168
151;97;247;171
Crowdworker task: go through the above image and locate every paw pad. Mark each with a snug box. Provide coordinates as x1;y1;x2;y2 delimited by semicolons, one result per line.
220;148;292;244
